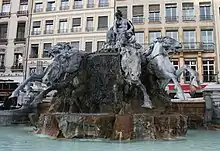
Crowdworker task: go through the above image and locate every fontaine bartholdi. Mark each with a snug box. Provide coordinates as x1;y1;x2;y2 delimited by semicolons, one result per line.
10;10;201;140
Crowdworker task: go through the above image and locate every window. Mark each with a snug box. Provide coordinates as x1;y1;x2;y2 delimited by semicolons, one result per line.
45;20;53;34
29;67;36;76
74;0;83;8
30;44;39;58
19;0;28;11
184;59;197;82
86;17;93;31
0;54;5;67
0;23;8;39
34;2;42;12
97;41;105;51
43;43;51;58
60;0;69;10
200;2;212;20
32;21;41;35
135;31;144;44
149;31;161;43
99;0;108;7
201;29;214;50
87;0;94;8
149;4;160;22
166;30;178;41
182;3;195;21
2;0;11;13
117;6;127;18
132;5;144;23
72;18;81;32
98;16;108;30
13;53;23;67
171;59;179;81
183;30;196;49
85;42;92;52
71;41;79;50
59;19;68;33
165;3;177;22
47;0;56;11
16;22;25;39
203;59;215;82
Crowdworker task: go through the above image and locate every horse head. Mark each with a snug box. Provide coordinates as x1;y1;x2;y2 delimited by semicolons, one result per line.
154;36;182;53
121;47;142;83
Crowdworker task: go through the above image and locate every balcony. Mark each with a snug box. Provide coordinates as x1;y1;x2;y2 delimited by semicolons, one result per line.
132;17;145;24
97;26;108;31
60;6;69;10
14;38;26;44
31;31;41;35
73;4;83;9
203;74;217;83
87;4;95;8
44;30;54;34
0;12;11;18
42;53;49;58
58;29;68;33
201;43;215;51
98;3;109;7
86;27;94;32
200;15;213;21
11;65;23;72
182;16;196;21
71;27;82;32
46;7;56;12
148;17;161;23
0;65;5;72
0;38;8;45
182;42;200;50
17;10;28;16
165;16;178;22
34;8;43;13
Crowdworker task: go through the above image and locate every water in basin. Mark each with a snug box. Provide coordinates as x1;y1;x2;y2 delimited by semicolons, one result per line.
0;126;220;151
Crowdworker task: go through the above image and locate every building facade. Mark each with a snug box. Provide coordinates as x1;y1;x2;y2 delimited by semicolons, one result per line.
117;0;217;93
0;0;28;82
25;0;114;77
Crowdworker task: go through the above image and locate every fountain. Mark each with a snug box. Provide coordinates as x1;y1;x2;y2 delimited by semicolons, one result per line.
8;10;202;140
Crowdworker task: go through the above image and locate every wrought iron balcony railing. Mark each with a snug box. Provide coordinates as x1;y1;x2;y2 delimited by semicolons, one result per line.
87;4;95;8
31;31;41;35
0;12;11;18
34;8;43;13
17;10;28;16
203;74;217;83
201;43;215;51
14;38;26;43
44;30;54;34
165;16;178;22
200;15;213;21
11;65;23;72
182;16;196;21
148;17;161;23
58;29;68;33
86;27;94;32
60;6;69;10
132;17;145;24
98;3;109;7
46;7;56;12
0;38;8;45
71;27;82;32
42;52;49;58
73;4;83;9
182;42;200;50
97;26;108;31
29;54;38;58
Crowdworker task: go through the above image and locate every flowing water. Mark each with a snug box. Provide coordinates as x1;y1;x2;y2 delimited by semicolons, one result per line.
0;126;220;151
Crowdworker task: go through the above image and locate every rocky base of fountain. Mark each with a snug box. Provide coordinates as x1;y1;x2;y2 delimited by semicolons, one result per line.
33;112;187;140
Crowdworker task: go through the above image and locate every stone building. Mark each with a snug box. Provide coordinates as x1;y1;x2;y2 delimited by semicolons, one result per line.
116;0;217;94
25;0;115;78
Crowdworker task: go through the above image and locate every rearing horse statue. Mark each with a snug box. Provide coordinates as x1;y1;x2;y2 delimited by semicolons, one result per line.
147;36;201;100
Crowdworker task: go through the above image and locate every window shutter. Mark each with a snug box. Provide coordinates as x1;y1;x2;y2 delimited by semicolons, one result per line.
117;6;127;18
165;3;177;8
98;16;108;28
59;18;67;22
46;20;53;25
132;5;144;17
149;4;160;12
200;2;211;7
182;3;193;10
72;18;81;27
85;42;92;52
3;0;10;4
20;0;28;4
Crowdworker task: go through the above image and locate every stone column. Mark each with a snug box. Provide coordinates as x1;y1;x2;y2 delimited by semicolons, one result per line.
179;52;184;83
197;52;203;82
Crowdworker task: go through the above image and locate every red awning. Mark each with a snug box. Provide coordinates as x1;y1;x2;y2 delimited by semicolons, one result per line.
168;83;207;93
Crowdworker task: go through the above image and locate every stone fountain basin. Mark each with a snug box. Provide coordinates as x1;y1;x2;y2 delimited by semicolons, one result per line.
34;112;187;141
